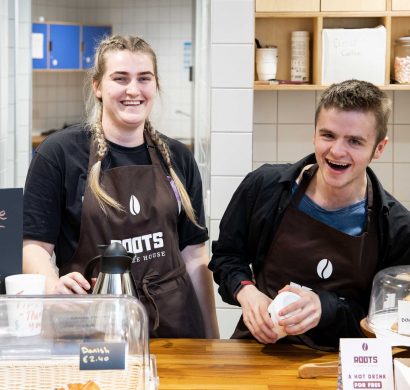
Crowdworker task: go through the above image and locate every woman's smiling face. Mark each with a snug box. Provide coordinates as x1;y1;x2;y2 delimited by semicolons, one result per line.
314;107;387;193
93;50;157;134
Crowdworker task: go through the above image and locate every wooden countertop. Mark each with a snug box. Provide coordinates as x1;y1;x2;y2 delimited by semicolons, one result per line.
32;135;46;148
150;339;338;389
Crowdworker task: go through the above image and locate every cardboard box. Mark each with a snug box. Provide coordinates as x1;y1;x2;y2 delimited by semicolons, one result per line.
256;0;319;12
321;26;386;85
394;358;410;390
321;0;386;11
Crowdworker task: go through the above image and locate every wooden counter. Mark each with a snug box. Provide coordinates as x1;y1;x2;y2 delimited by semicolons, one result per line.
32;135;46;148
150;339;338;389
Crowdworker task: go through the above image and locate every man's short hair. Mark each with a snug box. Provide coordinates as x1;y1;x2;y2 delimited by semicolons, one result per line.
315;79;391;144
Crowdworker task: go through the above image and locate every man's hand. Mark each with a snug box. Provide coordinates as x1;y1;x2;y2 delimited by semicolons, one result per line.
236;285;278;344
277;285;321;335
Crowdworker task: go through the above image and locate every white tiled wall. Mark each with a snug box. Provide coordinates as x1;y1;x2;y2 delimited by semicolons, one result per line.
32;0;194;140
210;0;254;338
0;0;9;187
211;89;253;132
32;72;85;132
0;0;31;188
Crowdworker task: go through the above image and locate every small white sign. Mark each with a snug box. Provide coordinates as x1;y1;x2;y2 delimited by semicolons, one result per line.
32;33;44;59
398;300;410;336
340;338;394;390
183;41;192;69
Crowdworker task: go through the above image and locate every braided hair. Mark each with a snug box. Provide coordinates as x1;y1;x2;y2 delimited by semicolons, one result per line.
85;35;200;226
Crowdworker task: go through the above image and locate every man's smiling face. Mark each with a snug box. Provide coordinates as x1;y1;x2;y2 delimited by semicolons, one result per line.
314;107;387;194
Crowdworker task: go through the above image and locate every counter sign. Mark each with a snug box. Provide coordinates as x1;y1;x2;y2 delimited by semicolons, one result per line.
79;342;127;370
340;338;394;390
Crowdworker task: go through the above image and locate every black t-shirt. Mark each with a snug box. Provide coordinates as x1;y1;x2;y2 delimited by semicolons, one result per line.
24;124;208;268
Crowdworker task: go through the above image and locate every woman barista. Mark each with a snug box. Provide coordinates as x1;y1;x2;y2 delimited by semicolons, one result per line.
23;35;219;338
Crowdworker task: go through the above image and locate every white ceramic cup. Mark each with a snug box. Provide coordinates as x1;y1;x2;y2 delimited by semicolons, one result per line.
268;291;301;340
5;274;46;337
256;47;278;81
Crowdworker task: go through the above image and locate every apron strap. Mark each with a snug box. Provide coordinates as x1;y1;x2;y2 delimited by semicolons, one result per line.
87;129;163;170
139;264;187;330
292;164;374;211
291;164;318;206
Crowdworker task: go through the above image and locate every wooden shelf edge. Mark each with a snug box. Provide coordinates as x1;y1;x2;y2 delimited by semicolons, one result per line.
256;11;410;18
256;11;390;18
254;83;410;91
256;12;319;18
254;84;324;90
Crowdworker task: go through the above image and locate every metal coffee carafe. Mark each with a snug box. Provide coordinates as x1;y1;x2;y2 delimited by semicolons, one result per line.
84;242;138;296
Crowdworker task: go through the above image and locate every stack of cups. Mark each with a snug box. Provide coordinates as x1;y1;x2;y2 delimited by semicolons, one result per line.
291;31;310;82
5;274;46;337
256;47;278;81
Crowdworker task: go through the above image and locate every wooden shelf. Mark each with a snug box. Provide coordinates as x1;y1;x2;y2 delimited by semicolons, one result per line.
255;5;410;90
256;11;393;18
254;83;410;91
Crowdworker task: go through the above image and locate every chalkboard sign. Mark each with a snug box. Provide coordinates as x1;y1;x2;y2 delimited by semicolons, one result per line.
79;342;127;370
0;188;23;294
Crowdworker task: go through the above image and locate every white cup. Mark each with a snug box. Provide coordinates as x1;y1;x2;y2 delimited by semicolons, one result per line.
268;291;301;340
5;274;46;337
256;47;278;81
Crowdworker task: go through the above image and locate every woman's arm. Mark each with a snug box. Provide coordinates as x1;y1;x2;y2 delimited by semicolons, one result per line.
23;239;59;293
23;239;90;294
181;242;220;339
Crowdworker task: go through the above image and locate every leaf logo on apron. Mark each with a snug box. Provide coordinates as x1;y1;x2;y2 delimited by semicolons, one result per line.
317;258;333;279
129;195;141;216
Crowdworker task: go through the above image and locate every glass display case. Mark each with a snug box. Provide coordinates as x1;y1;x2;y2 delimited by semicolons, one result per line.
366;265;410;346
0;295;158;389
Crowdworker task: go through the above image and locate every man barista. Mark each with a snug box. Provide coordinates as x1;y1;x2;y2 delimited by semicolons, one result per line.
209;79;410;349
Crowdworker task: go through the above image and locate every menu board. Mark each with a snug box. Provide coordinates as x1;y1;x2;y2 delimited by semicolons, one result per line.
0;188;23;294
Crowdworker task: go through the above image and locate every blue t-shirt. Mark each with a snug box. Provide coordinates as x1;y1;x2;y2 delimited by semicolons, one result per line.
292;182;367;236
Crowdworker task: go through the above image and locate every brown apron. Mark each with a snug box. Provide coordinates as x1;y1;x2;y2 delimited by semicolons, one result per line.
233;165;378;345
61;132;205;338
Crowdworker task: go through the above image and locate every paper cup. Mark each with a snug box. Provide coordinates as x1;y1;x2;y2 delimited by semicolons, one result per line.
5;274;46;337
256;47;278;81
268;291;301;340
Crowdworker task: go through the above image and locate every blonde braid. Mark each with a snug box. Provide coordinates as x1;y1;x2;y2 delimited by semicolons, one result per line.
88;122;125;214
145;121;203;228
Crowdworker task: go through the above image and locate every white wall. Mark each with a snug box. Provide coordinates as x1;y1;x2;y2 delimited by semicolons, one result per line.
0;0;32;188
209;0;254;338
0;0;9;187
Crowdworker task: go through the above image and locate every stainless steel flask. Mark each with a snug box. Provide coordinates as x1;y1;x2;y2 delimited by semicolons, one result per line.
84;242;138;296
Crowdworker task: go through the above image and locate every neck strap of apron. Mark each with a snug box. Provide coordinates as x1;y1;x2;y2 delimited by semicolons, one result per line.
144;129;163;168
292;164;374;210
88;129;164;170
